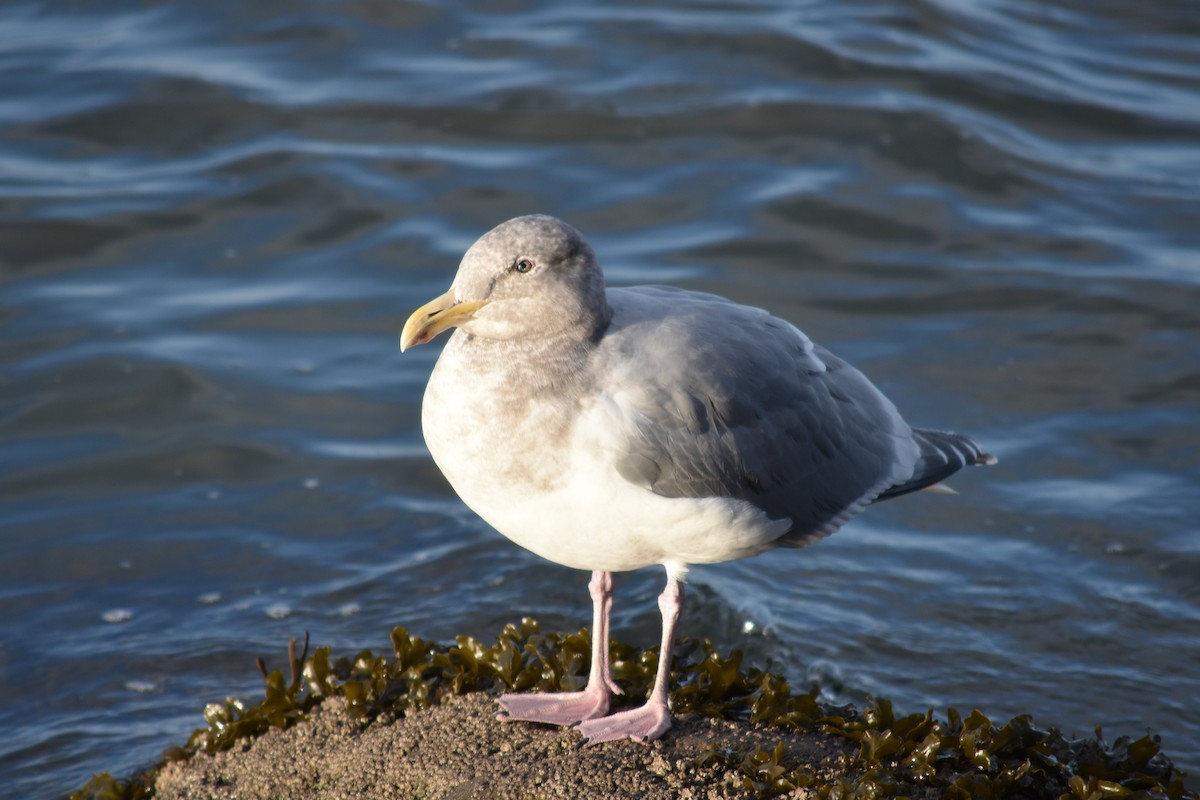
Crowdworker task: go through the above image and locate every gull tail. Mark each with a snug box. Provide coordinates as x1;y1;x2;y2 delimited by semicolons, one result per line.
875;427;996;503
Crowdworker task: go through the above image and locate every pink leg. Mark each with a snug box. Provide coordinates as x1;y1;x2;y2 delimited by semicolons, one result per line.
592;569;622;696
497;570;621;726
575;566;684;745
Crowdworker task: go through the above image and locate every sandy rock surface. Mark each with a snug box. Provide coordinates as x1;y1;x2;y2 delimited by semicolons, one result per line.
154;693;855;800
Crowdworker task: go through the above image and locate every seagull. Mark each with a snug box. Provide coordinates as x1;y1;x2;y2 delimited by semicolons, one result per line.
400;214;995;745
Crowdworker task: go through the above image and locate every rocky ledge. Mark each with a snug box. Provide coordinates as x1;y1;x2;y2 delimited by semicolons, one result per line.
72;621;1196;800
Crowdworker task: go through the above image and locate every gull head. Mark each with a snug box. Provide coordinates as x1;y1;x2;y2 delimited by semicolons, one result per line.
401;215;610;351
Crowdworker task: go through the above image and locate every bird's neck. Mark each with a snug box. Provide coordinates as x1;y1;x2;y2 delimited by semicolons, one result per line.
459;329;598;395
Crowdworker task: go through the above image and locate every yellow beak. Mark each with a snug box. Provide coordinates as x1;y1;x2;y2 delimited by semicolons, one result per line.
400;288;489;352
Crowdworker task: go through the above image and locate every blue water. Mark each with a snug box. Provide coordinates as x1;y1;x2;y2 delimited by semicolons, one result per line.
2;1;1199;796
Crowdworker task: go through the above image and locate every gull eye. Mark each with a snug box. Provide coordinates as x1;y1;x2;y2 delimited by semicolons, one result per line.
514;258;534;274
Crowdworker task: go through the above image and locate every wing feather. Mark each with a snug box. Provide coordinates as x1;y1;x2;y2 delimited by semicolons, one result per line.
593;287;921;545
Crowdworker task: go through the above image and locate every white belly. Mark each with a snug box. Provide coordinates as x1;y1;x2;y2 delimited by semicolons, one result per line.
421;339;789;572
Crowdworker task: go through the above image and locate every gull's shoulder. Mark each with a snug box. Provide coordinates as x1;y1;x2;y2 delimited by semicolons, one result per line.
606;284;743;319
595;284;818;379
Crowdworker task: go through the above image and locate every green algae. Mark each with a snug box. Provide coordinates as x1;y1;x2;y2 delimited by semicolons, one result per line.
71;619;1196;800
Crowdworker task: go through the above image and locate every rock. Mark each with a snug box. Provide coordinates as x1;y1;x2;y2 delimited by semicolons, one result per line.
154;693;852;800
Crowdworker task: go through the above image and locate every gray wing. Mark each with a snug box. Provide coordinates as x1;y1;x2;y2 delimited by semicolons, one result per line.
595;286;921;546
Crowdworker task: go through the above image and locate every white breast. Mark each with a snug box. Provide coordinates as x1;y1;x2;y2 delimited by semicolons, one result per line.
421;335;790;573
